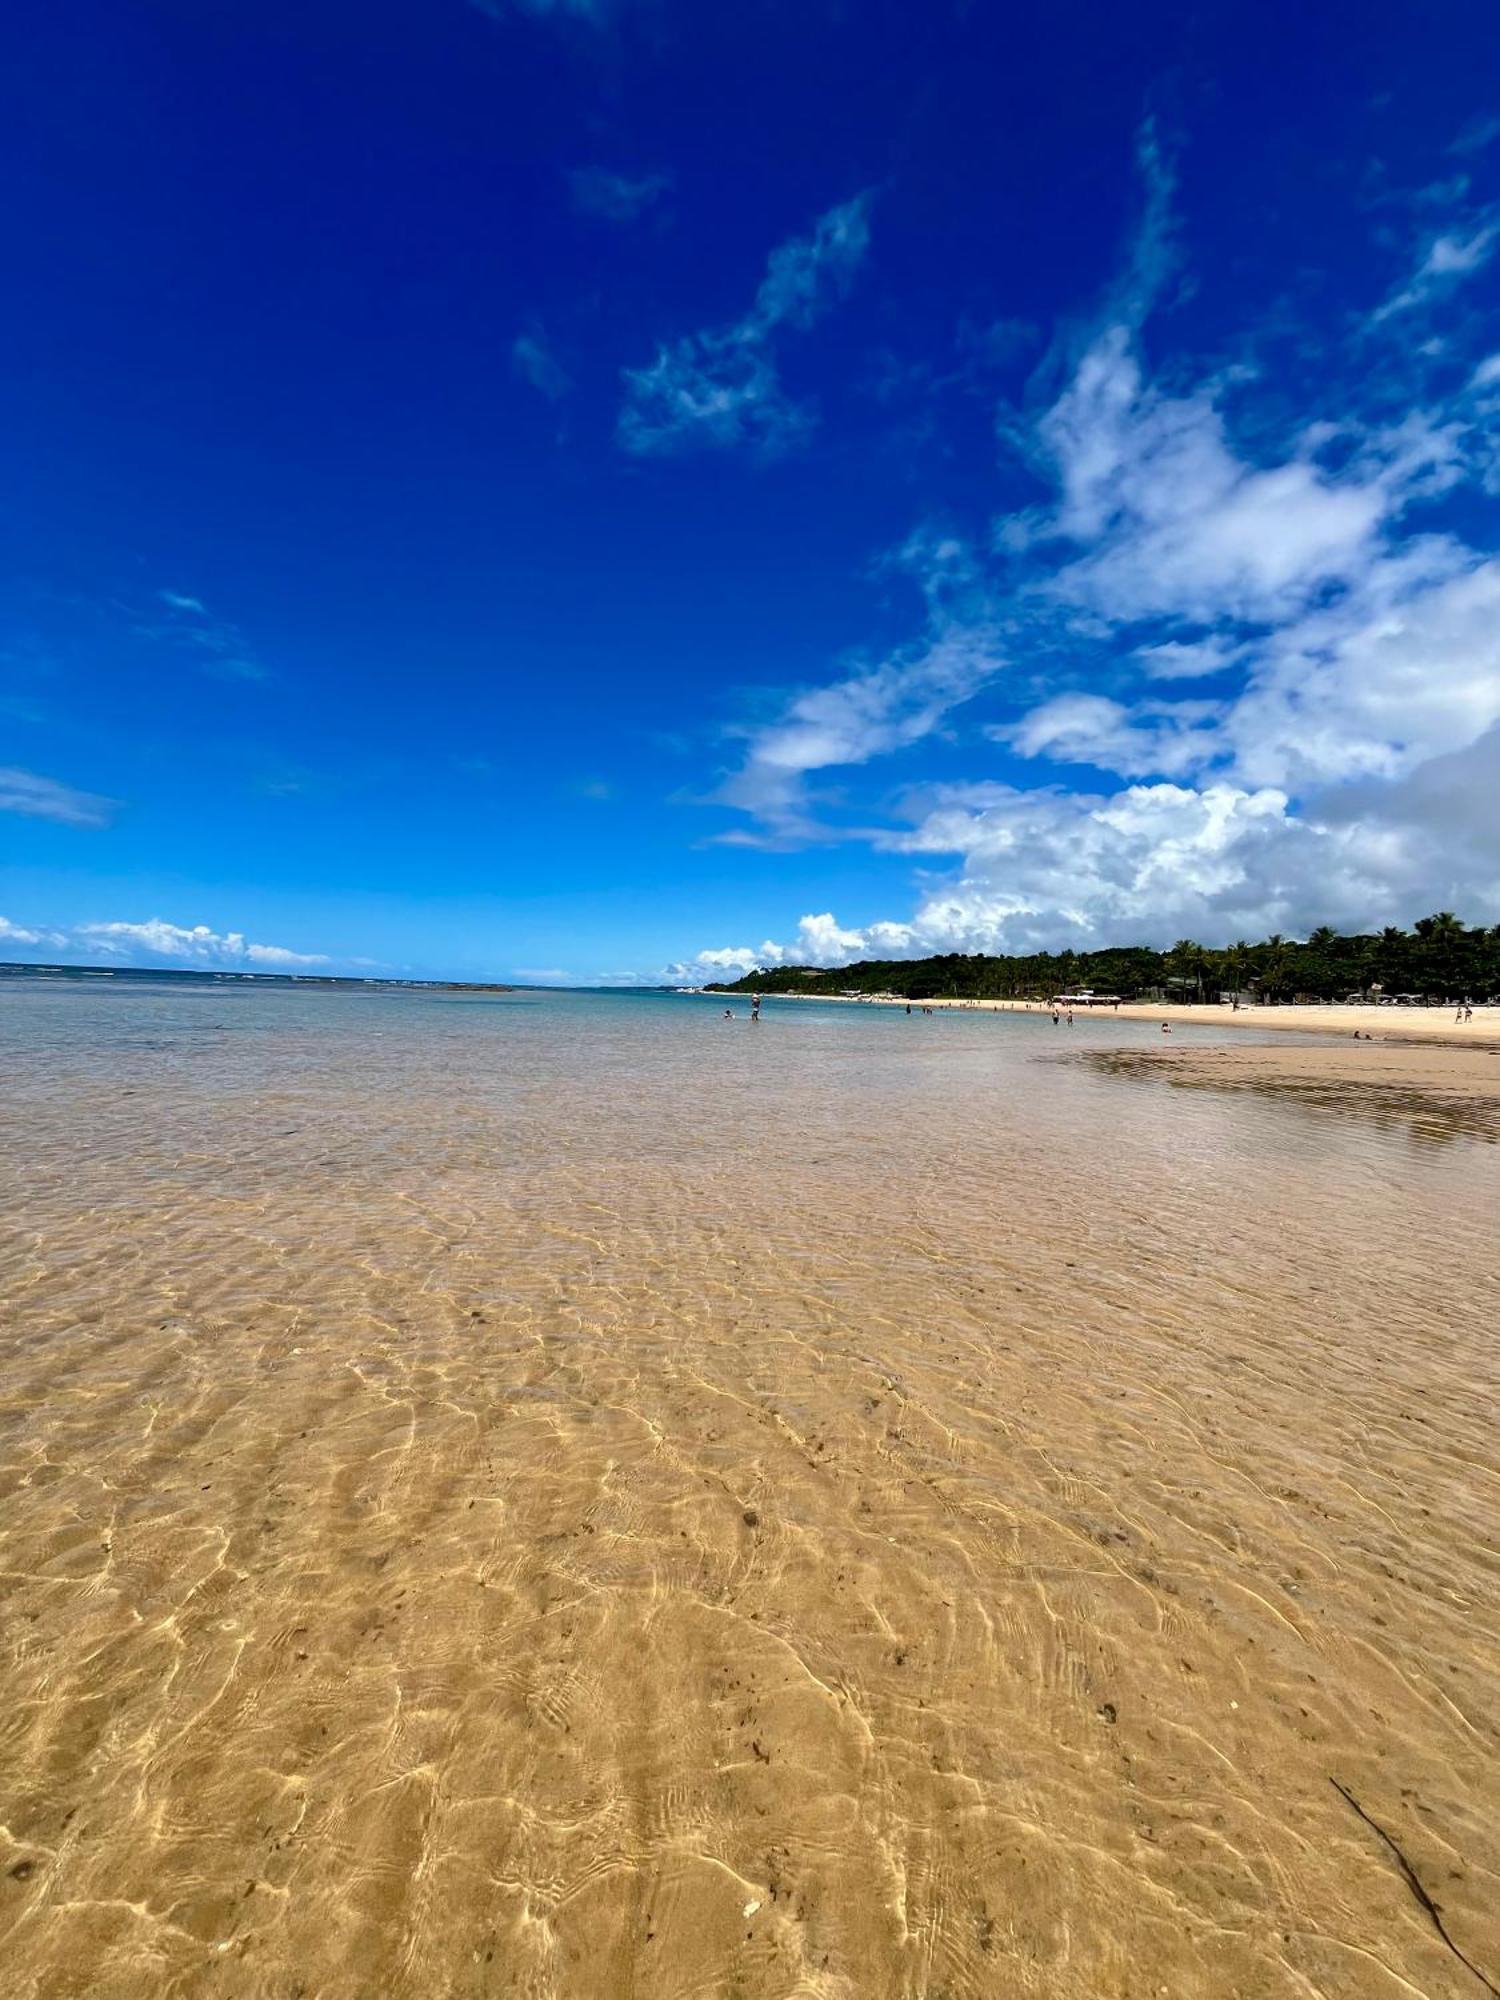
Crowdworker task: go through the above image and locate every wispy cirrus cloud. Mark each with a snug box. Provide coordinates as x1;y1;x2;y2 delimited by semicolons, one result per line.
468;0;612;22
512;323;573;400
619;194;873;458
0;766;117;828
1374;214;1498;319
141;589;267;681
713;531;1003;842
569;165;671;221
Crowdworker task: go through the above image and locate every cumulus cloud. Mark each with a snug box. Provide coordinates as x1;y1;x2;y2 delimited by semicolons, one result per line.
619;194;872;457
685;129;1500;968
74;920;330;968
0;766;116;828
693;772;1492;968
666;913;919;981
0;914;67;948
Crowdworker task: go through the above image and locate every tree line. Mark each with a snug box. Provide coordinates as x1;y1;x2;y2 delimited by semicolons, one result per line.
704;913;1500;1004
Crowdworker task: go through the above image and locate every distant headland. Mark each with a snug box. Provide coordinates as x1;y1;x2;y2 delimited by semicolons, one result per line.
0;962;516;993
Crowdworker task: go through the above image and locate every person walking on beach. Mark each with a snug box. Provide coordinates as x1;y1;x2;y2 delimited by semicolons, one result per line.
751;993;761;1022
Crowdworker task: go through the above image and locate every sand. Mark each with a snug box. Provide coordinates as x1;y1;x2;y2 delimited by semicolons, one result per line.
763;992;1500;1048
1080;1037;1500;1145
2;983;1498;2000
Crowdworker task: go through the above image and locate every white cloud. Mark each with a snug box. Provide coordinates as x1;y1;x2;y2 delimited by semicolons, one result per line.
1029;326;1442;626
710;766;1498;965
683;129;1500;969
715;534;1003;838
0;766;116;828
1134;635;1242;680
688;946;766;975
0;914;67;948
669;912;919;978
997;692;1225;779
1374;213;1498;319
618;195;871;457
76;920;330;968
1226;552;1500;791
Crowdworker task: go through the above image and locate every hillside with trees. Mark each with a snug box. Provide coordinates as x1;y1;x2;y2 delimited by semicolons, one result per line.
704;914;1500;1004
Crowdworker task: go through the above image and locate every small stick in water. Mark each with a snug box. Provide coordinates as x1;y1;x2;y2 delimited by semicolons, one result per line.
1330;1778;1499;1998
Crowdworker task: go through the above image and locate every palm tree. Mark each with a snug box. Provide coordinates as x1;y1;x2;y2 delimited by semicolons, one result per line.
1259;933;1291;1002
1415;912;1465;996
1305;924;1340;998
1168;938;1208;1001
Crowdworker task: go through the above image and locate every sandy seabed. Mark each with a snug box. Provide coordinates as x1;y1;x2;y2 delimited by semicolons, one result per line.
2;984;1498;2000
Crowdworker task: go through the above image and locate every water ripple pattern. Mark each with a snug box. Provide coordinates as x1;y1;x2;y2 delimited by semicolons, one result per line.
1;983;1496;1999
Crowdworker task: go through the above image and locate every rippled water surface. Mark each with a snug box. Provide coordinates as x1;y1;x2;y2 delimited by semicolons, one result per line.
2;982;1497;1999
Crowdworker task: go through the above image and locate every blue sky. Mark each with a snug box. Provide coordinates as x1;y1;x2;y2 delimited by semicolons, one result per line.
4;0;1499;982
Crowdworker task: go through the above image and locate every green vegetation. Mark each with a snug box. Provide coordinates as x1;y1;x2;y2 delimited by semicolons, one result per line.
704;913;1500;1004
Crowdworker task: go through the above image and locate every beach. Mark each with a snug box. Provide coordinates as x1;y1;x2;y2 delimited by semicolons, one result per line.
3;981;1498;1999
751;994;1500;1135
1084;1036;1500;1144
761;990;1500;1045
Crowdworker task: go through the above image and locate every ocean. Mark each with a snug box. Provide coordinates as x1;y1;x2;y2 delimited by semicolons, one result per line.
2;976;1496;1998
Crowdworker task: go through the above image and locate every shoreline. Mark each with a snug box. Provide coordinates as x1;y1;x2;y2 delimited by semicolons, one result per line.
746;990;1500;1048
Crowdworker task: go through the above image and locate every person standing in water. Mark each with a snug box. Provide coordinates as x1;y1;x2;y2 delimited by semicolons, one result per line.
751;994;761;1022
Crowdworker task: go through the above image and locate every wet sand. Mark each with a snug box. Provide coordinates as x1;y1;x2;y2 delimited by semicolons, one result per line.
2;984;1498;1999
1081;1038;1500;1145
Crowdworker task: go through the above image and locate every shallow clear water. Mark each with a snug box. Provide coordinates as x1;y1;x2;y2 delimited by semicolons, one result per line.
2;981;1497;1999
